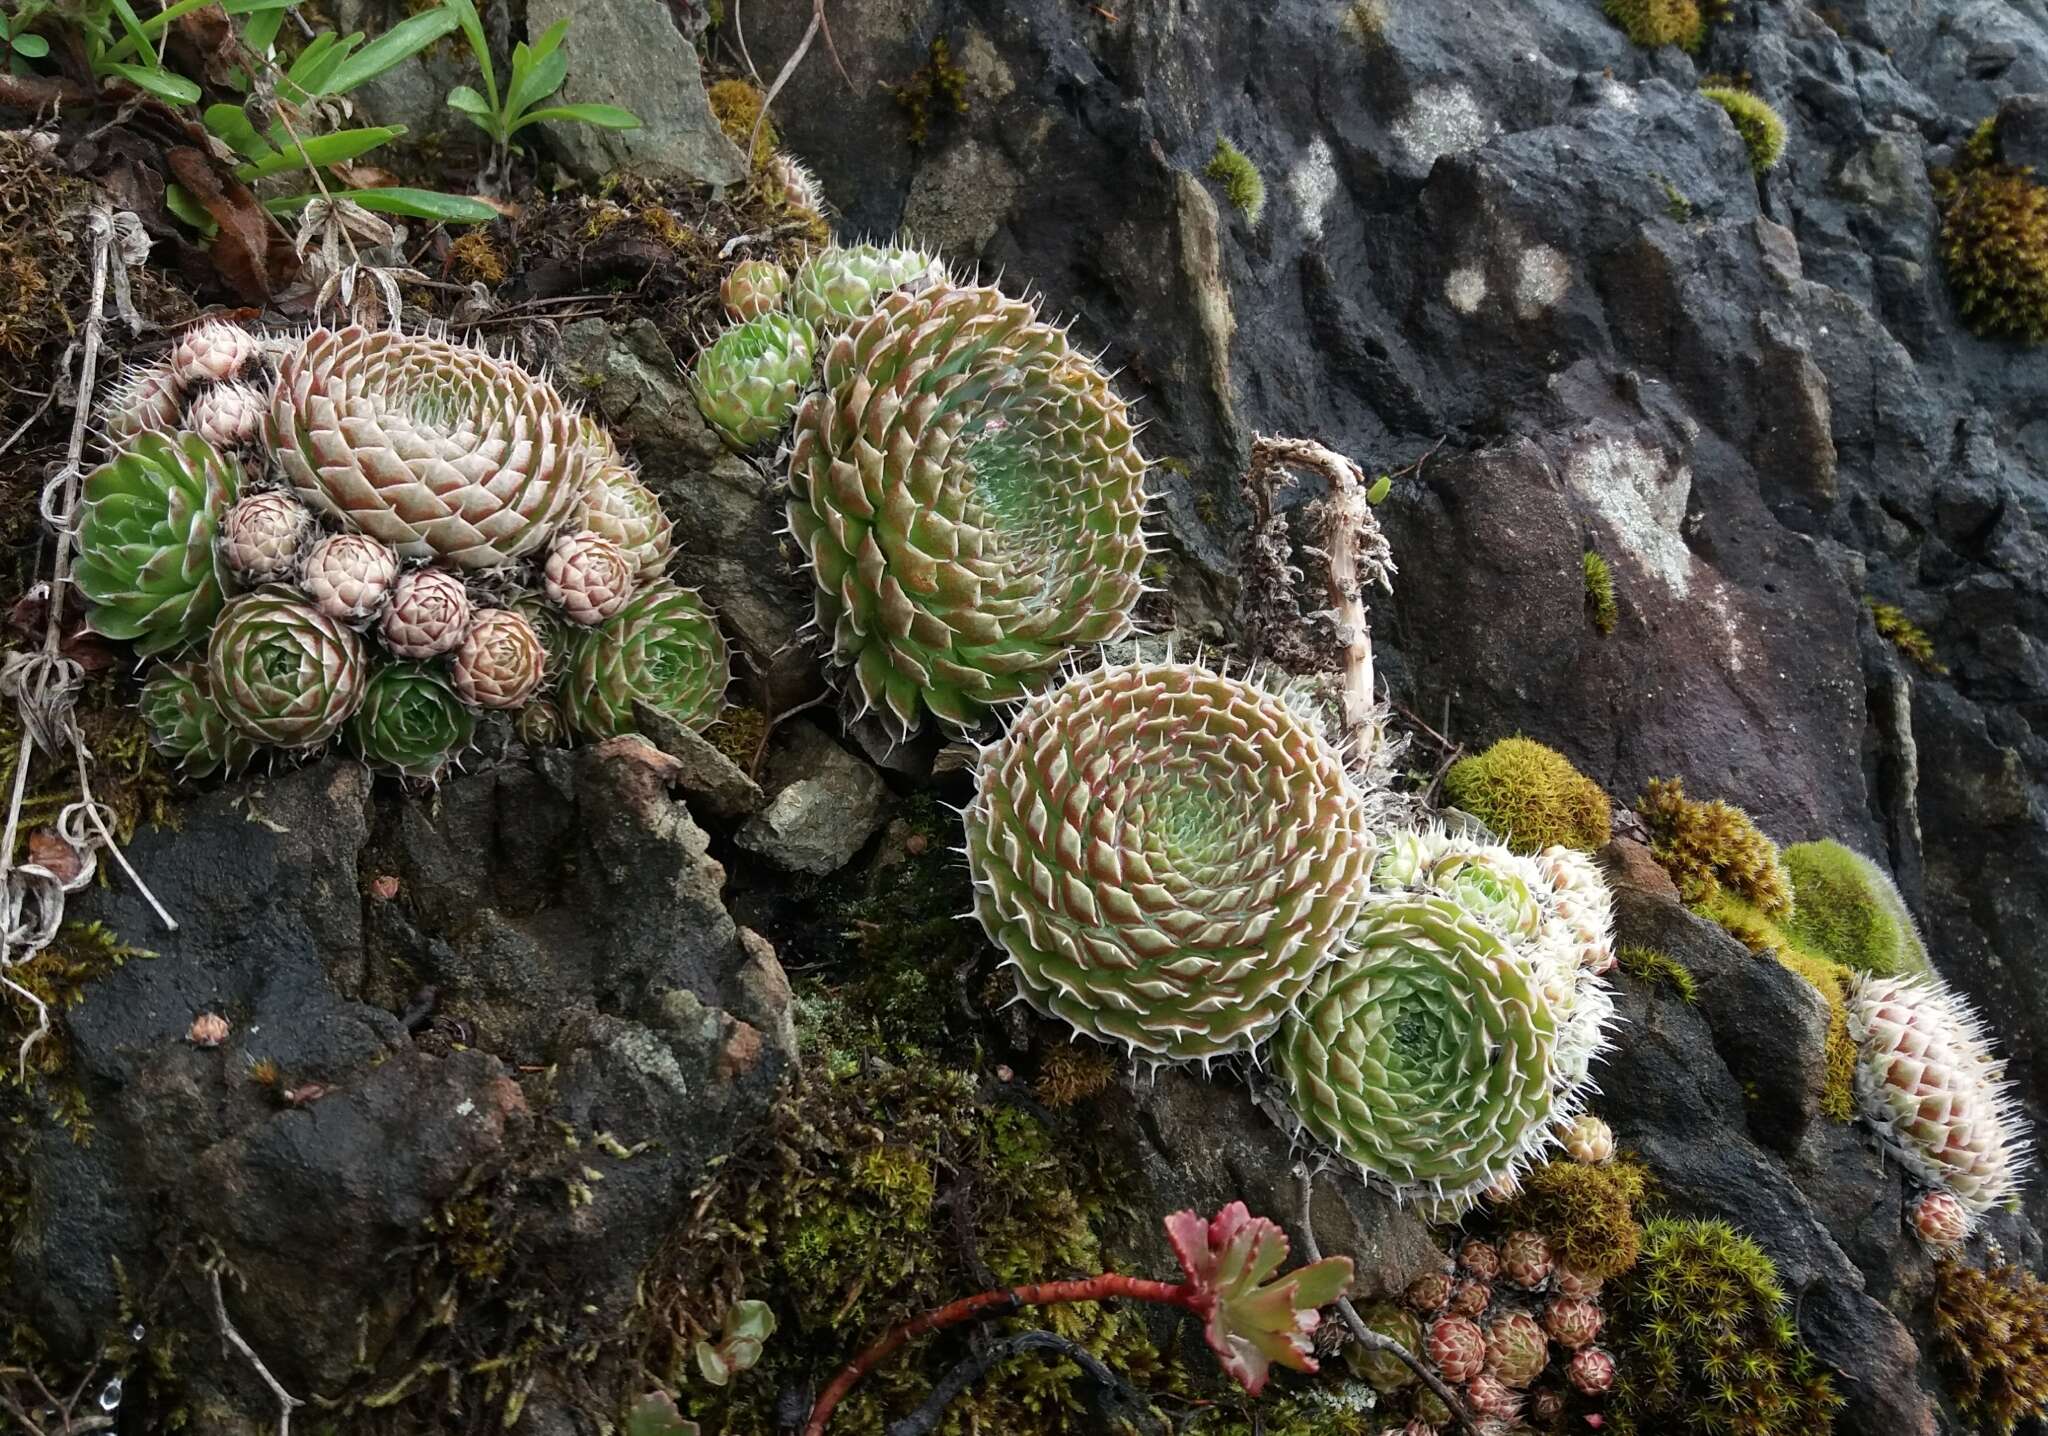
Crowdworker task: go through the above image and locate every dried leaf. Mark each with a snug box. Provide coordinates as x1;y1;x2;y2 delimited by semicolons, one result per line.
165;146;271;301
27;830;85;886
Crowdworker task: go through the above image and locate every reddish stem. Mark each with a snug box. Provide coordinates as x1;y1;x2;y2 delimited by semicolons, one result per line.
802;1275;1197;1436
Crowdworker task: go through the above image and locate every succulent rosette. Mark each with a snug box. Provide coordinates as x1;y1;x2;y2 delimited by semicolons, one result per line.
1846;973;2033;1215
451;608;548;710
689;311;817;450
1483;1311;1549;1388
515;697;569;748
788;280;1150;733
511;591;574;674
185;382;267;447
1911;1189;1969;1249
206;587;367;748
170;320;262;384
381;568;473;659
1276;892;1563;1202
561;581;730;738
74;431;241;656
300;532;401;624
963;661;1374;1062
543;530;635;625
99;361;184;445
270;325;593;570
1428;1316;1486;1384
1500;1230;1555;1289
788;241;941;332
348;662;476;781
764;150;828;222
139;664;257;778
219;491;317;584
1566;1346;1614;1395
722;258;790;321
1561;1113;1615;1164
1544;1295;1603;1350
1351;1302;1423;1392
580;462;674;578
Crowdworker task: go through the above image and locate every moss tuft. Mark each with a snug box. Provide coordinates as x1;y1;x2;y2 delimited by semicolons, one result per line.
1340;0;1391;46
448;230;508;286
1442;737;1612;855
1583;550;1618;634
1617;945;1698;1002
1034;1043;1118;1109
708;78;779;169
1504;1154;1650;1280
2;920;151;1141
1934;1259;2048;1434
706;706;768;771
1205;137;1268;226
1935;117;2048;344
1604;0;1706;51
1865;597;1948;673
1609;1218;1843;1436
1773;945;1858;1123
890;37;970;148
1781;839;1929;978
1637;777;1791;916
1701;87;1787;173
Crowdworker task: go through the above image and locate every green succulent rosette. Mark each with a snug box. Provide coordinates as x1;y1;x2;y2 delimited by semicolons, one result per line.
561;581;729;738
138;663;257;779
74;431;241;657
348;662;476;781
964;661;1375;1062
1277;891;1562;1203
688;311;817;450
205;587;368;749
787;280;1150;734
788;242;939;332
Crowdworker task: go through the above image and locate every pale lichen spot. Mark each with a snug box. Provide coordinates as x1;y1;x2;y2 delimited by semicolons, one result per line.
1563;433;1694;598
1447;266;1488;314
1393;85;1496;167
1290;137;1340;241
1515;245;1571;318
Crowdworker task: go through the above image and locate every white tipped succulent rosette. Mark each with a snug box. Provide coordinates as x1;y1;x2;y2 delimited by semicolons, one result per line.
381;567;474;659
219;490;317;584
451;608;548;710
765;151;828;221
1560;1113;1615;1164
579;464;674;579
1533;844;1616;974
170;319;263;384
99;361;184;446
185;382;268;447
300;532;401;625
1911;1189;1970;1250
543;530;635;625
1847;973;2033;1218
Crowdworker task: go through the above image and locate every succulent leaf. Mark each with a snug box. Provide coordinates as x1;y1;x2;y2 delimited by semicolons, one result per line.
75;431;241;657
139;663;257;778
1163;1201;1353;1397
206;587;368;748
787;241;940;333
689;311;816;450
348;662;476;781
561;581;729;738
722;259;790;321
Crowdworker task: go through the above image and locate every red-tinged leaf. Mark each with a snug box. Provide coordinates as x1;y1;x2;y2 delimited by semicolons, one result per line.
1162;1202;1355;1397
27;830;85;885
165;146;270;301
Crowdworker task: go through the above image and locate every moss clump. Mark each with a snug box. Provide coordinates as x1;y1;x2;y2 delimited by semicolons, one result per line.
1773;945;1858;1123
1604;0;1705;51
1583;550;1618;634
3;920;151;1140
1442;737;1612;855
1865;597;1947;674
1618;945;1698;1002
1933;1259;2048;1435
1609;1218;1843;1436
1781;839;1929;978
1205;136;1268;226
1935;118;2048;343
890;37;970;147
1340;0;1390;46
708;77;779;169
1701;87;1787;173
706;705;768;772
1034;1044;1118;1109
1504;1155;1650;1281
447;229;508;286
1637;777;1791;916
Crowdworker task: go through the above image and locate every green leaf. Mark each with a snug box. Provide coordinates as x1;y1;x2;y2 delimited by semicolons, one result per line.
107;0;159;64
282;31;355;101
1366;474;1392;504
264;187;501;223
237;125;404;180
321;8;460;96
222;0;300;11
240;12;285;54
625;1393;698;1436
505;31;568;120
445;85;492;118
8;33;49;58
204;103;275;163
507;102;640;136
104;61;202;103
724;1301;776;1342
164;183;220;237
518;18;571;73
441;0;498;113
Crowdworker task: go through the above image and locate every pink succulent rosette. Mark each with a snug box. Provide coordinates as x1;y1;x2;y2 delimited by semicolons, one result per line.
543;530;636;626
301;533;401;624
170;319;262;383
451;608;548;710
381;568;473;659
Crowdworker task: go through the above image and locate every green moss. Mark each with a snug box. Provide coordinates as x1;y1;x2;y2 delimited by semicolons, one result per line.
707;78;777;170
705;705;767;771
1442;736;1612;855
1865;597;1947;674
2;920;152;1141
1034;1044;1118;1108
1618;945;1698;1002
1504;1155;1650;1281
1205;136;1267;226
1637;777;1791;916
1583;550;1618;634
1339;0;1390;47
1604;0;1706;51
1934;1259;2048;1435
1935;116;2048;344
1781;839;1929;978
1773;945;1858;1123
1658;173;1696;220
1609;1218;1843;1436
1701;87;1787;173
891;37;970;147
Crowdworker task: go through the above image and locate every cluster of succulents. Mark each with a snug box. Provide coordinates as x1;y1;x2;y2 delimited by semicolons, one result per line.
1276;824;1618;1205
80;320;728;783
690;238;1151;736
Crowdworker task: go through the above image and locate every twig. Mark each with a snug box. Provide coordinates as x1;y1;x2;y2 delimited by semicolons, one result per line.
1292;1164;1475;1435
0;385;59;462
718;221;812;260
886;1331;1155;1436
748;0;824;169
209;1267;304;1436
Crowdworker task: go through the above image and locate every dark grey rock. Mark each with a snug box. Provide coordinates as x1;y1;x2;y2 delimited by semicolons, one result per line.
737;721;890;875
631;700;766;819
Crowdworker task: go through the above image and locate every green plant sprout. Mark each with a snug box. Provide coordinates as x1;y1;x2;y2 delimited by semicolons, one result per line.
443;0;640;189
